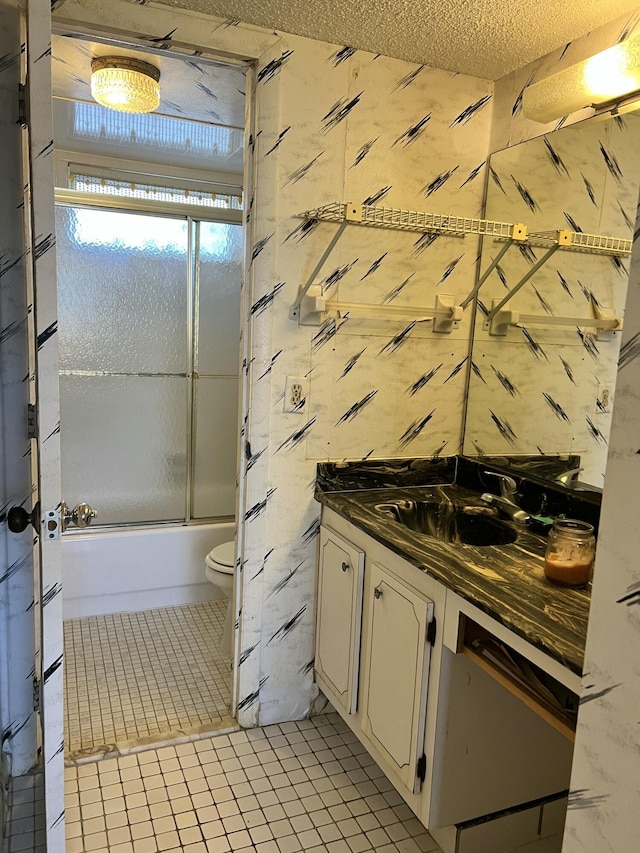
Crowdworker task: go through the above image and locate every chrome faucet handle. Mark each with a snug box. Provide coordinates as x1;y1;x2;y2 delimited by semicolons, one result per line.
555;467;584;486
483;470;518;498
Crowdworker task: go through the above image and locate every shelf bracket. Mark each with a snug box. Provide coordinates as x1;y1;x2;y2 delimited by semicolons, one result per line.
485;300;520;336
290;204;364;323
460;223;527;309
433;294;463;333
290;220;349;322
483;234;569;330
589;303;619;341
295;284;328;326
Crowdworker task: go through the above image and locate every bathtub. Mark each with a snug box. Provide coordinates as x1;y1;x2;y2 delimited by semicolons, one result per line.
62;521;235;619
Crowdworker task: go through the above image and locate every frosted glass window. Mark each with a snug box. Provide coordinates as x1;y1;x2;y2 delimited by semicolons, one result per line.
60;375;188;525
192;377;239;518
72;101;244;160
55;206;188;374
197;221;243;376
70;173;242;210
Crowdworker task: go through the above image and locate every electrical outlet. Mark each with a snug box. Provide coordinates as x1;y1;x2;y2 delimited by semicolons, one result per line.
284;376;307;413
596;383;612;414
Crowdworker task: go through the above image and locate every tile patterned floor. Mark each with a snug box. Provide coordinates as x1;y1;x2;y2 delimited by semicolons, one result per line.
64;713;443;853
64;602;234;759
5;714;563;853
5;770;46;853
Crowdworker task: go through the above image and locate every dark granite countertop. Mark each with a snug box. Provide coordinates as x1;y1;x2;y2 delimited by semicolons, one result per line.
315;458;593;677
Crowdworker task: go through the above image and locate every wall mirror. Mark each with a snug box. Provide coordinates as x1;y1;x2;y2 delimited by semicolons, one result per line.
462;114;640;489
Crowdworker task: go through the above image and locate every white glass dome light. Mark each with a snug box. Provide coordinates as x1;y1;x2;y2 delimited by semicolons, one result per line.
90;56;161;114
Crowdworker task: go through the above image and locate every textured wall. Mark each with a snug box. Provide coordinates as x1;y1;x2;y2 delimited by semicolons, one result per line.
464;116;640;487
489;9;640;850
239;32;493;725
561;202;640;853
52;0;493;726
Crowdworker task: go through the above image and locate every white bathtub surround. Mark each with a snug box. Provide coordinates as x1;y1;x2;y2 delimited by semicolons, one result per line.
62;521;234;619
64;601;233;760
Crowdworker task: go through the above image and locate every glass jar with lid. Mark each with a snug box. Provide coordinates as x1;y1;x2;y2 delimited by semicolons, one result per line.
544;518;595;587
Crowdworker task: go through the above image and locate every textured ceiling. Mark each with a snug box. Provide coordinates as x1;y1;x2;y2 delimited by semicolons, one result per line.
154;0;640;79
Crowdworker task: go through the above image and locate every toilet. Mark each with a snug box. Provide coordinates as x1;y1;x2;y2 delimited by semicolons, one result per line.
205;541;235;656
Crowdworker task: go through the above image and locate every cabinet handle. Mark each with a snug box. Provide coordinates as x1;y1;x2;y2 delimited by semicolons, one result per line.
374;586;383;599
341;561;350;572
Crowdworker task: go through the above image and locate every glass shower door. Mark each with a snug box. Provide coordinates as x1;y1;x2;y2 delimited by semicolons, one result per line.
56;205;190;525
55;205;243;527
192;220;243;519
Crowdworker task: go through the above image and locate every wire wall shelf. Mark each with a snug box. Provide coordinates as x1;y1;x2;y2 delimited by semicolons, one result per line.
290;201;631;335
504;229;633;256
302;202;525;239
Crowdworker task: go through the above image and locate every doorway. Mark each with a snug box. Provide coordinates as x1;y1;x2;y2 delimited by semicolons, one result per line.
51;35;247;759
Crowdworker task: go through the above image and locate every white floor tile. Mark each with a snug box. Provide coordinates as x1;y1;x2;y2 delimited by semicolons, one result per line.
64;601;233;758
60;714;443;853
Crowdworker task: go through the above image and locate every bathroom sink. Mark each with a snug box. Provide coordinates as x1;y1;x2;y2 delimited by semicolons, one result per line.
375;499;518;546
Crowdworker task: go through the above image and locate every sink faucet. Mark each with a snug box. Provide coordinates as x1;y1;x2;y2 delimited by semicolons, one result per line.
555;467;584;487
480;471;531;523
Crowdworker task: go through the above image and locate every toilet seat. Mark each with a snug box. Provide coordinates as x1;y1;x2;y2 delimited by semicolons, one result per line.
205;541;235;574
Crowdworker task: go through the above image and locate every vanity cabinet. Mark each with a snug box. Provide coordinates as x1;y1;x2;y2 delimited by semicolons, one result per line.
315;528;364;715
360;562;434;795
315;511;444;818
315;506;577;852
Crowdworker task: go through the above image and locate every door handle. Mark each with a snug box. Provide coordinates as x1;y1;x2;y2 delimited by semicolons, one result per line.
341;561;350;572
61;501;97;531
374;586;383;599
6;502;40;533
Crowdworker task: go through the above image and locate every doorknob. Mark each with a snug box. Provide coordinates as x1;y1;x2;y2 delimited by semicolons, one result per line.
61;501;97;531
6;502;40;533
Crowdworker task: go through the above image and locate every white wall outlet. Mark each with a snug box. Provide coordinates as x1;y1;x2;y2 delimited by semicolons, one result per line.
284;376;307;413
596;384;612;414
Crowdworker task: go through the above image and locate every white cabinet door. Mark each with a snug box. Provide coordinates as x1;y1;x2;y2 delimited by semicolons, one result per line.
315;529;365;715
361;561;434;795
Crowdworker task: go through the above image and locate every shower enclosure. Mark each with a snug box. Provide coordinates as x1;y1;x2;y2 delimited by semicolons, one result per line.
55;203;242;616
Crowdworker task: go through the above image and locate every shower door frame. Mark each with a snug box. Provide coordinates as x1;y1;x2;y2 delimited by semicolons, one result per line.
54;191;243;529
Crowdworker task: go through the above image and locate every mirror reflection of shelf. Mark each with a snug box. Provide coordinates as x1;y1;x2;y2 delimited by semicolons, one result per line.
482;229;629;336
509;230;632;256
483;297;622;339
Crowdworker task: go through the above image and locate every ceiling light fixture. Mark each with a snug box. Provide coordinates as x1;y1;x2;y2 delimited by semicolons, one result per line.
522;33;640;123
90;56;161;114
